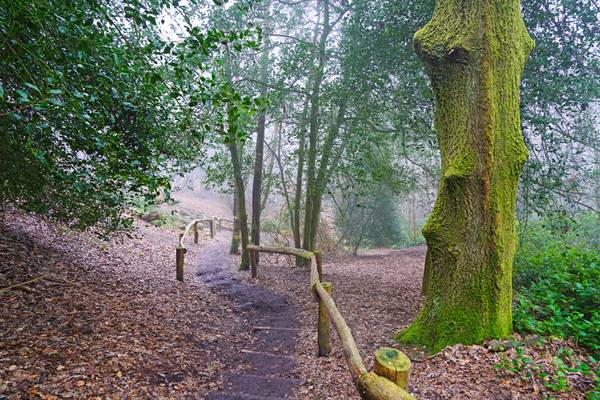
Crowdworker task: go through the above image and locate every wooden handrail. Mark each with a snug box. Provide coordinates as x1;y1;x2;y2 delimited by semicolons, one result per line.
179;219;202;248
175;216;228;282
247;244;313;260
314;282;366;376
245;244;416;400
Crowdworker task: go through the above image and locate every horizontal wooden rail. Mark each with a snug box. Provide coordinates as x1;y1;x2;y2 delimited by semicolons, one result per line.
247;244;313;260
245;244;416;400
179;219;202;248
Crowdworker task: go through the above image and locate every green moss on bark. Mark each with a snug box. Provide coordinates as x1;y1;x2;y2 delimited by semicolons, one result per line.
397;0;534;352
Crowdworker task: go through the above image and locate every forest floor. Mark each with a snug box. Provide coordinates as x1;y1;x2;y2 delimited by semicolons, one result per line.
1;207;597;399
249;249;597;399
0;209;250;399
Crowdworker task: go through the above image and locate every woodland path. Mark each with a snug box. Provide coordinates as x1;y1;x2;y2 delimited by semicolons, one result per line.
195;231;302;400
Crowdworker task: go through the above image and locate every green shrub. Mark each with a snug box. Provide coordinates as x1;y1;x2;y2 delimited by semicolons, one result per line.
513;214;600;354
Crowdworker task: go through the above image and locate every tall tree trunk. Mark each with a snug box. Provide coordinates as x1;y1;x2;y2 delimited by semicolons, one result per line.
251;108;266;263
230;189;240;254
302;0;330;256
251;28;270;266
293;101;309;255
228;138;251;270
396;0;534;352
305;100;347;251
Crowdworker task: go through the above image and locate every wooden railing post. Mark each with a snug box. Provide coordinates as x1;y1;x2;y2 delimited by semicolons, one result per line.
372;347;411;391
193;221;199;244
209;218;215;239
176;232;185;282
315;249;323;281
318;282;332;356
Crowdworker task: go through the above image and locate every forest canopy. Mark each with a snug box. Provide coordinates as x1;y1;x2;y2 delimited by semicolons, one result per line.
1;0;597;234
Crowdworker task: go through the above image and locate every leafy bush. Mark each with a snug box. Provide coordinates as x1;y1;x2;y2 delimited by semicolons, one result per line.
0;0;260;232
513;214;600;353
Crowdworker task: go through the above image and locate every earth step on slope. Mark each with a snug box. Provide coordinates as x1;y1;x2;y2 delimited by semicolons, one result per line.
197;233;301;399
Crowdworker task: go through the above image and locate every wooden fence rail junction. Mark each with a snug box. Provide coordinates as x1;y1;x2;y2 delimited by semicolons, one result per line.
247;245;415;400
175;221;415;399
175;217;234;282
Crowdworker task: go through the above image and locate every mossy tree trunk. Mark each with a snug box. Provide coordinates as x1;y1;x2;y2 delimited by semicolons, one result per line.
397;0;534;352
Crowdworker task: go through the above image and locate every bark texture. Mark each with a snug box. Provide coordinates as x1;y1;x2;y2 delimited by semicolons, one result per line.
251;39;269;263
397;0;534;352
230;191;240;255
228;139;250;270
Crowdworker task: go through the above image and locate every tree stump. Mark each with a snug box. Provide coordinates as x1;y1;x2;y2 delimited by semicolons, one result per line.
318;282;332;356
372;347;411;390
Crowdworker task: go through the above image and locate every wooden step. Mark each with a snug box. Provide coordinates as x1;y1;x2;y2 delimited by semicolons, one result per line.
223;373;301;398
206;394;288;400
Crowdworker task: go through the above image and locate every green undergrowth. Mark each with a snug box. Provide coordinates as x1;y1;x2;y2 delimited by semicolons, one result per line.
513;213;600;354
130;196;187;229
494;344;599;399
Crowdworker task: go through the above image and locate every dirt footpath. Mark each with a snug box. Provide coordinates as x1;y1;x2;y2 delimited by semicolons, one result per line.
194;232;302;399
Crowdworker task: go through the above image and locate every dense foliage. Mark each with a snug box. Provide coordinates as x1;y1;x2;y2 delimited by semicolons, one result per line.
513;214;600;353
0;0;259;231
519;0;600;217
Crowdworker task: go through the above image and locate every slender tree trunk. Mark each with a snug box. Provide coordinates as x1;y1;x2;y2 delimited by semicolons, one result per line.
230;189;240;254
229;138;250;270
251;36;270;265
251;108;266;262
397;0;534;352
260;135;276;212
305;100;347;251
302;0;330;256
293;102;308;254
411;194;417;242
267;124;296;237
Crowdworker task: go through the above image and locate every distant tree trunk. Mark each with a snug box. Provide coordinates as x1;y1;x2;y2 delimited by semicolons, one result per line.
397;0;534;352
268;123;296;239
228;137;250;270
293;102;308;258
408;193;416;242
251;36;270;266
302;0;330;258
230;189;240;254
260;135;276;212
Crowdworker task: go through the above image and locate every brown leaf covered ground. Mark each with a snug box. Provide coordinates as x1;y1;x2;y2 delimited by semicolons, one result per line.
1;207;596;399
244;248;597;400
0;210;250;399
